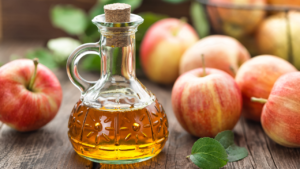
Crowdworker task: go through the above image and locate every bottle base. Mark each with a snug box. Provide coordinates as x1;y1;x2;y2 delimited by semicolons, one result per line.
80;154;155;164
75;149;159;164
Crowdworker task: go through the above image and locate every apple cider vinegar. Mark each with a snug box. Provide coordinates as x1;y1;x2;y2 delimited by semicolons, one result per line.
68;99;168;162
66;3;169;164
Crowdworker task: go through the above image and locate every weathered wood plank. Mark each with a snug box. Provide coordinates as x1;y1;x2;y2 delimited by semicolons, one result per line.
264;132;300;169
240;118;277;169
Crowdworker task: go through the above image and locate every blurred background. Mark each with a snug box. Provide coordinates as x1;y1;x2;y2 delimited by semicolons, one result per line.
0;0;198;73
1;0;192;40
0;0;300;83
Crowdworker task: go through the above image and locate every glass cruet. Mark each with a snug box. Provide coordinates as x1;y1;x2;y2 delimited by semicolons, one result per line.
66;12;169;164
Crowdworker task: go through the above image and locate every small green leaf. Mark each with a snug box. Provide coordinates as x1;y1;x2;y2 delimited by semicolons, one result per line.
215;130;235;149
81;54;100;72
26;48;58;70
47;37;81;65
83;22;100;43
89;2;104;19
215;130;248;162
190;1;209;38
51;5;88;35
163;0;188;4
226;145;248;162
189;137;228;169
136;13;168;41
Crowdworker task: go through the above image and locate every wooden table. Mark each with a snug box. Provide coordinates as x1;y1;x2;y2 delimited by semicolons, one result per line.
0;41;299;169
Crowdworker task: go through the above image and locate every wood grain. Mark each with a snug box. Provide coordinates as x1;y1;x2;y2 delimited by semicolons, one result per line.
0;41;300;169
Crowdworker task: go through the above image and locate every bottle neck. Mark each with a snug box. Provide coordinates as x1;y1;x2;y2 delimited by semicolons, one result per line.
100;31;136;81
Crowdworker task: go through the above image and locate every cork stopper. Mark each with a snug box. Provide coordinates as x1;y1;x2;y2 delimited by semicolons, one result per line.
104;3;131;22
103;3;131;47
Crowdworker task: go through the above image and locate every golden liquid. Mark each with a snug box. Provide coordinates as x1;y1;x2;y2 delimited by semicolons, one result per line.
68;99;169;161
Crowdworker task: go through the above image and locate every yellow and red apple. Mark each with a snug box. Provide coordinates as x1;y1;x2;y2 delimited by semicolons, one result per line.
172;68;242;138
257;72;300;147
0;59;62;131
235;55;297;122
179;35;250;77
207;0;266;38
256;11;300;69
140;18;199;85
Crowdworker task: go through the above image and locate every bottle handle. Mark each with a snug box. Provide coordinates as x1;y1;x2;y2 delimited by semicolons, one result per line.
66;42;101;93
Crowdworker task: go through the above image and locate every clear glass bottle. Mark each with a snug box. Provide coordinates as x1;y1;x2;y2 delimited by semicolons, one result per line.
66;14;169;164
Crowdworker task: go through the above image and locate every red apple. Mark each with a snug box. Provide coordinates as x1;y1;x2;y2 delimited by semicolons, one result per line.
140;18;199;85
256;11;300;69
235;55;297;122
0;59;62;131
254;72;300;147
207;0;266;38
179;35;250;77
172;68;242;138
268;0;300;7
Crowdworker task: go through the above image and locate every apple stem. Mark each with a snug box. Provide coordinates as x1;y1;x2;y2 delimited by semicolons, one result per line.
251;97;268;104
28;58;39;91
229;66;236;76
172;17;187;36
202;54;206;77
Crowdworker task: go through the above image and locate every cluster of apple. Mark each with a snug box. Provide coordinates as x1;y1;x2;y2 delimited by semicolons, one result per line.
0;59;62;131
174;38;300;148
208;0;300;68
140;18;300;148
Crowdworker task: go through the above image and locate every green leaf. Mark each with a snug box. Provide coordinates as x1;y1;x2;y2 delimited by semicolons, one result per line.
81;54;100;72
26;48;58;70
215;130;235;149
82;21;100;43
215;130;248;162
190;1;209;38
47;37;81;65
226;145;248;162
51;5;88;35
136;13;167;41
189;137;228;169
163;0;188;4
89;2;104;19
